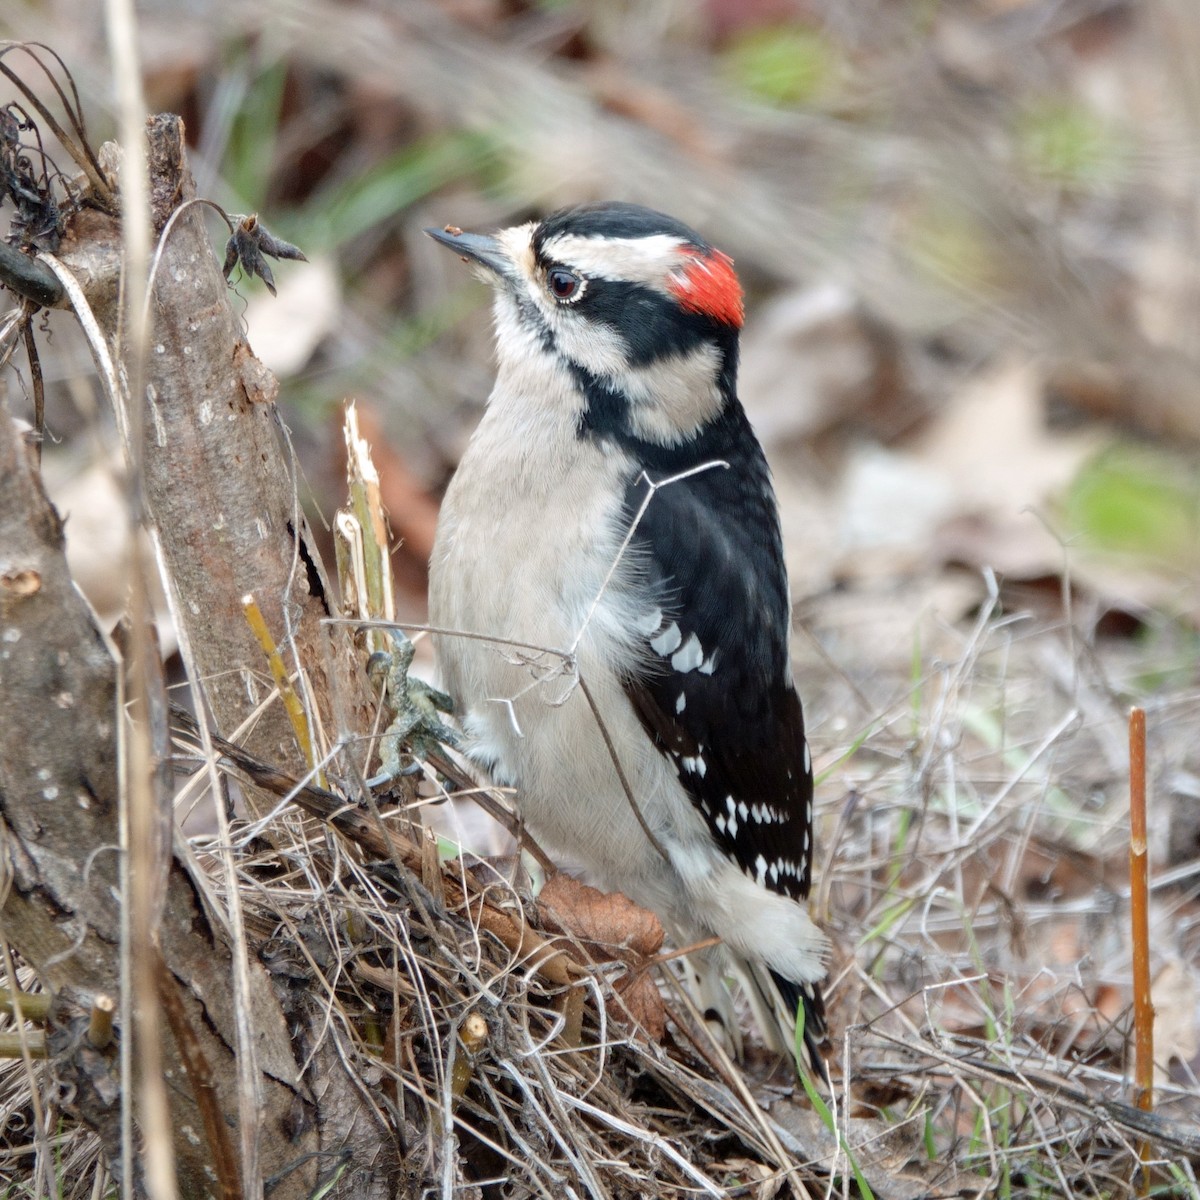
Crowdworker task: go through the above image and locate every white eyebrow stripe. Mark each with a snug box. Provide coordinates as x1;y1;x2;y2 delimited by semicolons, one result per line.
538;233;691;290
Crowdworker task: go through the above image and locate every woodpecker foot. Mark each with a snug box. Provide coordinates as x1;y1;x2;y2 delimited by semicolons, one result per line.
366;633;460;786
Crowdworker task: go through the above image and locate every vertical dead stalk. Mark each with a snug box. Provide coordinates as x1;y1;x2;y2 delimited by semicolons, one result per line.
1127;706;1152;1188
103;0;176;1194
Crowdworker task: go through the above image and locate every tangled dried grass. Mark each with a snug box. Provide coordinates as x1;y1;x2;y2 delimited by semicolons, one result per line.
7;574;1198;1198
167;706;838;1198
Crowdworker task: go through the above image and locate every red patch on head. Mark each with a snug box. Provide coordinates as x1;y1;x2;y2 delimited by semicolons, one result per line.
668;247;744;328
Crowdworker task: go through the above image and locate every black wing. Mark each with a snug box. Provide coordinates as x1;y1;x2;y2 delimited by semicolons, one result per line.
619;404;815;902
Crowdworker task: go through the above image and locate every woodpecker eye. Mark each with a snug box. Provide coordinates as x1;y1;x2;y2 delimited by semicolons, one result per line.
547;267;583;302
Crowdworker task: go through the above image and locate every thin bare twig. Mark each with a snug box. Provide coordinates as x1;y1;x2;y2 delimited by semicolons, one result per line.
1128;706;1153;1190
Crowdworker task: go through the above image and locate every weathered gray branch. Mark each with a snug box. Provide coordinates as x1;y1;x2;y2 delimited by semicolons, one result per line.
0;401;320;1198
52;115;376;768
1;114;396;1196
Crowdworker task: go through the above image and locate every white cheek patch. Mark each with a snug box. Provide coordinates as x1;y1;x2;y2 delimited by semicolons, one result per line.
538;232;689;293
487;221;723;443
619;342;723;445
533;316;722;445
489;224;633;378
491;293;548;365
551;313;631;376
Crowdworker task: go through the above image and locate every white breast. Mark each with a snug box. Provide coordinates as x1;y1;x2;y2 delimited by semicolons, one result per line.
427;347;719;911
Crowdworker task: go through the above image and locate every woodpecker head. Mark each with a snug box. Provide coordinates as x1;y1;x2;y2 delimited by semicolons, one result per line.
427;202;745;450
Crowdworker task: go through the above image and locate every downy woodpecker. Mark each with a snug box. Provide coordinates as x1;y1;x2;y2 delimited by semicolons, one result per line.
426;202;829;1070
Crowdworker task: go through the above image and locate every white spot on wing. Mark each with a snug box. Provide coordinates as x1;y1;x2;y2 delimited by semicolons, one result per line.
675;692;686;714
671;633;703;673
698;650;718;675
720;801;739;840
651;621;682;656
803;741;811;773
754;854;767;886
723;795;739;837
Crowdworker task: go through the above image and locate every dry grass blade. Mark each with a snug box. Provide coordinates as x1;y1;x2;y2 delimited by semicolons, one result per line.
1128;705;1153;1194
243;592;322;785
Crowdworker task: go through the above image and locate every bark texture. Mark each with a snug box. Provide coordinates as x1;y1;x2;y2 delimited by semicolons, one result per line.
56;115;375;767
0;115;395;1196
0;405;319;1197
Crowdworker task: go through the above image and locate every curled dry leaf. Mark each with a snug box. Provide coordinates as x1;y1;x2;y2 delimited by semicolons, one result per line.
537;873;664;960
222;213;307;296
612;971;666;1041
538;874;668;1040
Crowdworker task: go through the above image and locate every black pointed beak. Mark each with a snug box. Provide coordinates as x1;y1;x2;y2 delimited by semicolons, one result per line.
424;226;511;278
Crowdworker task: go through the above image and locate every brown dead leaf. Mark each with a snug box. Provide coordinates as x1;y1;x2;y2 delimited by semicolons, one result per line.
913;360;1100;531
538;875;668;1039
612;970;666;1041
538;873;664;960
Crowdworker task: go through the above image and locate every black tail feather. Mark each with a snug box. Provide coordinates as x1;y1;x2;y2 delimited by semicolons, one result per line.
770;971;829;1082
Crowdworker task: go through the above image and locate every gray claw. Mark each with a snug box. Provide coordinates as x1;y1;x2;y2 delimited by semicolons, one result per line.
368;632;461;787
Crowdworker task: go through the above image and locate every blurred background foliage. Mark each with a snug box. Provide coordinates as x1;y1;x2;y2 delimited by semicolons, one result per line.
4;0;1200;646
